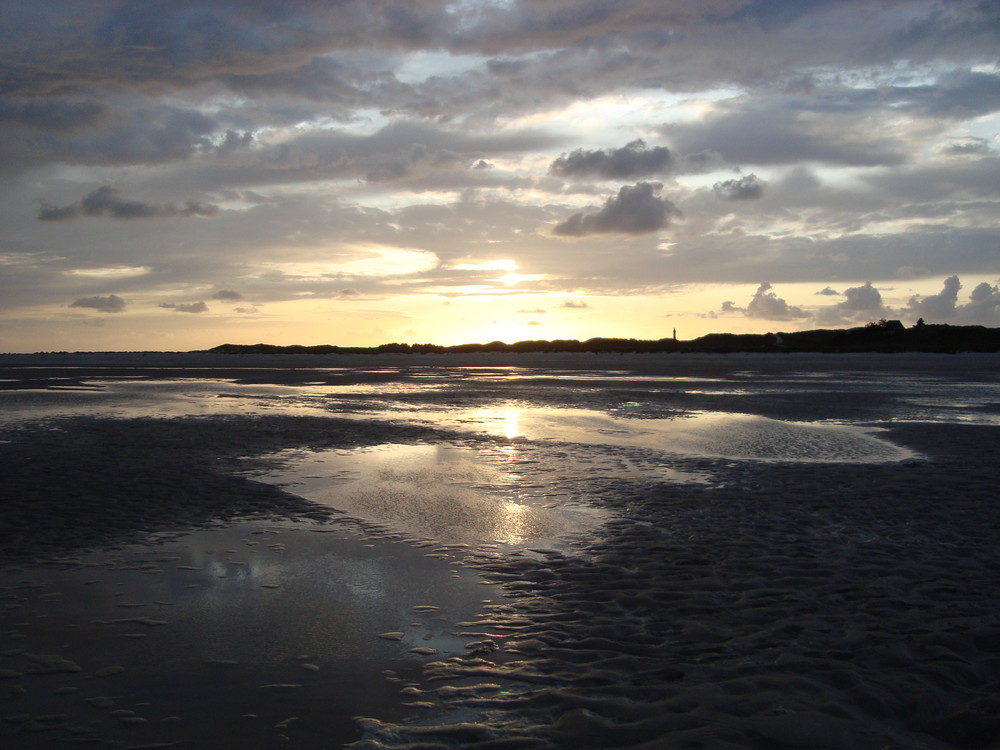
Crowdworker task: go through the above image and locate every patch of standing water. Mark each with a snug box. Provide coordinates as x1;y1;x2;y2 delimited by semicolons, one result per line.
355;406;916;463
251;443;619;549
249;408;912;551
661;412;917;462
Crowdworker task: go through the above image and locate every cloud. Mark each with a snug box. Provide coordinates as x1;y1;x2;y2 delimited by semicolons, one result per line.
713;174;764;201
549;139;674;180
0;98;104;132
965;282;1000;322
2;1;1000;347
906;276;1000;324
211;289;243;300
816;286;839;296
39;186;219;221
908;275;962;319
745;283;808;320
659;91;911;168
561;300;589;309
553;182;681;236
518;308;546;314
69;294;126;313
813;281;892;326
160;301;209;313
943;137;993;157
839;282;884;313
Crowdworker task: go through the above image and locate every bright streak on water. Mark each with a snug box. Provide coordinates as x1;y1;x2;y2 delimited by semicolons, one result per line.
363;405;915;463
253;443;610;547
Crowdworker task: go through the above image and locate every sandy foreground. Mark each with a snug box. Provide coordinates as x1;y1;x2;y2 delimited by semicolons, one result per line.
1;353;999;749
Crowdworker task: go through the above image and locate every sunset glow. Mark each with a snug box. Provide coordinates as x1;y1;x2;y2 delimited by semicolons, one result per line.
1;1;997;352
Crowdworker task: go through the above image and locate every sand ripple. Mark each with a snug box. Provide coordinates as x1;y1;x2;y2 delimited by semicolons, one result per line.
348;423;1000;750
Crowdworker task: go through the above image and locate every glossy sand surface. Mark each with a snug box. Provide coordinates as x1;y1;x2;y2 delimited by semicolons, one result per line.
2;352;999;748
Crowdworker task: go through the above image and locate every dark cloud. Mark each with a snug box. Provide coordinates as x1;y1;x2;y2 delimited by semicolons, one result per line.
0;103;234;175
253;120;562;185
39;186;219;221
899;70;1000;120
553;182;681;236
943;137;992;157
69;294;126;313
1;3;340;97
549;139;674;180
211;289;242;301
214;130;255;157
861;155;1000;204
713;174;764;201
221;56;364;103
661;70;1000;171
0;97;104;131
815;286;839;296
4;1;997;103
745;282;807;320
160;301;209;313
660;93;910;167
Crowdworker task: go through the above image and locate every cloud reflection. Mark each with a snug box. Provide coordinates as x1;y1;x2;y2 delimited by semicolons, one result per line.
264;443;577;546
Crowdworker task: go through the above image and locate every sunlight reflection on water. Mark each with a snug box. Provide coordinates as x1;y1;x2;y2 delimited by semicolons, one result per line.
254;443;606;547
365;405;916;463
248;404;913;548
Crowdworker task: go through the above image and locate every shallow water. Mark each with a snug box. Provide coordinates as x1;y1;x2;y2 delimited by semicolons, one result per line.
0;522;501;748
3;354;999;748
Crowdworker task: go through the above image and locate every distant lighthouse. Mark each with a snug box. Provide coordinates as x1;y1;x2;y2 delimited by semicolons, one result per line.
672;327;677;340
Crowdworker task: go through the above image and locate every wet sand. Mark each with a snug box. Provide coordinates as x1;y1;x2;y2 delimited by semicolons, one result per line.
2;353;999;749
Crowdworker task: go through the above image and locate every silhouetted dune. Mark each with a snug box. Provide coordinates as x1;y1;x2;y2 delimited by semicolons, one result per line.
204;322;1000;356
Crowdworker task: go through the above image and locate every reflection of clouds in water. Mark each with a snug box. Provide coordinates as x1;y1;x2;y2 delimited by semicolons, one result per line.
428;407;913;464
337;476;564;544
664;414;913;462
272;443;579;545
374;457;501;486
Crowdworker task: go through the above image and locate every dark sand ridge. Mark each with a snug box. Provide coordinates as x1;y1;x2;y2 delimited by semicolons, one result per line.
1;353;999;749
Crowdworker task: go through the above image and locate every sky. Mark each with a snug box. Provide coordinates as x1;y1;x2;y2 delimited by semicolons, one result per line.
2;0;999;352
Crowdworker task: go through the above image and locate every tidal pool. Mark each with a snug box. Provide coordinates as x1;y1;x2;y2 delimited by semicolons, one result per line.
250;407;913;548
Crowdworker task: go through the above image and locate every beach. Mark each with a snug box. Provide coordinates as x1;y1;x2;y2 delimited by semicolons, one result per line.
1;353;999;749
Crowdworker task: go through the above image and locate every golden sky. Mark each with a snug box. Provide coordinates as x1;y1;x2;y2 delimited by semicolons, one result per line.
1;1;998;351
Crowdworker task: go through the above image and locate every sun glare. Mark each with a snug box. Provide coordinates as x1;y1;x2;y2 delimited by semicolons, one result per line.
451;259;519;272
